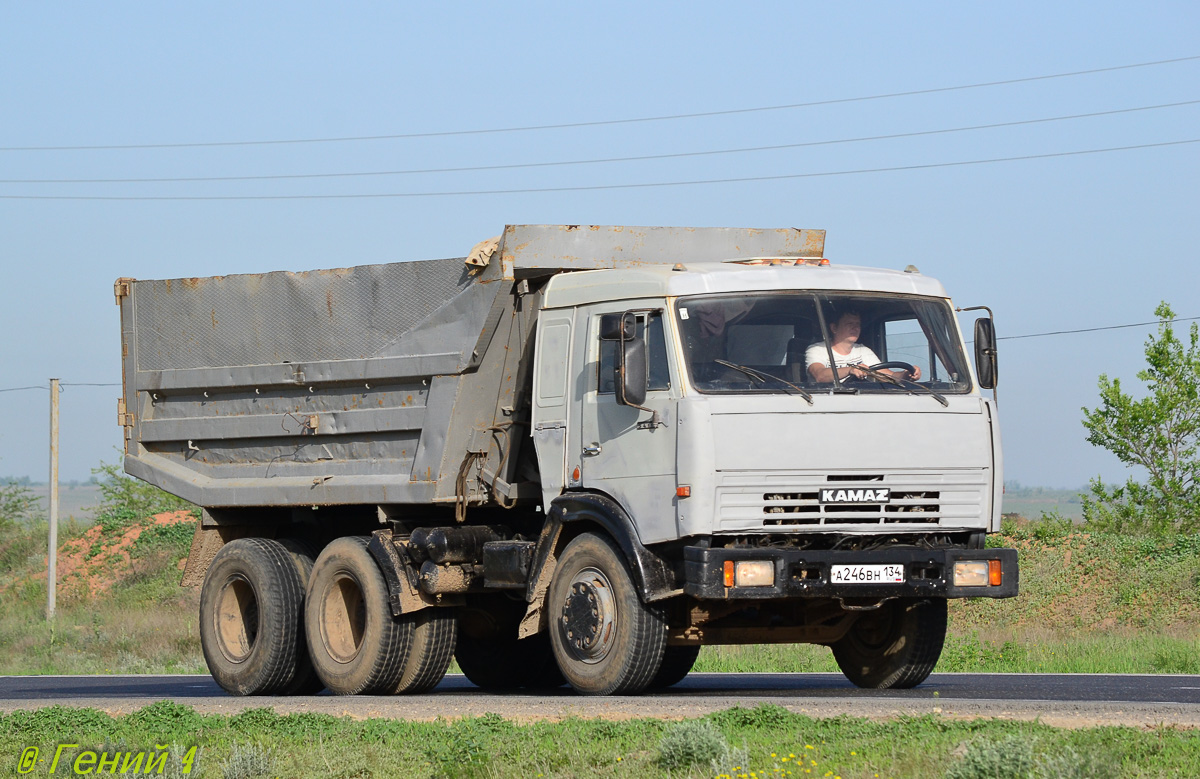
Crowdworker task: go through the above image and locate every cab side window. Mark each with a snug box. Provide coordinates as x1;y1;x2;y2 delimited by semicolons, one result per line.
598;312;670;394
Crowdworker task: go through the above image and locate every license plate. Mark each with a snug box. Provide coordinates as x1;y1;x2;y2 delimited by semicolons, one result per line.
831;564;905;584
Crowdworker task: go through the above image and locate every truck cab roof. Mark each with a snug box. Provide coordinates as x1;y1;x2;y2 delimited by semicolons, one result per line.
540;261;950;309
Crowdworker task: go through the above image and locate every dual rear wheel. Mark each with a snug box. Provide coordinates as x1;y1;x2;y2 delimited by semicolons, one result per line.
199;536;456;696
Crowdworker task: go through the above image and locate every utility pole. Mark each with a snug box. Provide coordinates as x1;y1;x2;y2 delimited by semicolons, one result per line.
47;378;59;621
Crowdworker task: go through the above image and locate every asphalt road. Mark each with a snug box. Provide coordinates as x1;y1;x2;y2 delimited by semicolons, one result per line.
4;673;1199;727
2;672;1200;724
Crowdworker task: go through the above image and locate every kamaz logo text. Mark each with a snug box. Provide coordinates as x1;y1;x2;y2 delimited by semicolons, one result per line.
819;488;890;504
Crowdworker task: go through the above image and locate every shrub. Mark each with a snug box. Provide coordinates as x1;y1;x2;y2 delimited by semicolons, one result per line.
657;719;728;770
90;457;194;533
1036;745;1120;779
944;735;1035;779
220;743;275;779
0;480;40;529
131;521;197;557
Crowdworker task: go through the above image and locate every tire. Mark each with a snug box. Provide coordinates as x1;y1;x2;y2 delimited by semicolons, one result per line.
547;532;667;695
456;604;565;690
305;536;413;695
198;537;306;696
276;538;324;695
388;607;458;694
831;597;947;689
649;645;701;689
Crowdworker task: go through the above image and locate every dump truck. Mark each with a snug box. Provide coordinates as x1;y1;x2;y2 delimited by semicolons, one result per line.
115;224;1017;697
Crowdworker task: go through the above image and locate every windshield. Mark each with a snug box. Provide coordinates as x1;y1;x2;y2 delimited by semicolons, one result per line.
675;292;972;394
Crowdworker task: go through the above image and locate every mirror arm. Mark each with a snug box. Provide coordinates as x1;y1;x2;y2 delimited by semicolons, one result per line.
957;305;998;405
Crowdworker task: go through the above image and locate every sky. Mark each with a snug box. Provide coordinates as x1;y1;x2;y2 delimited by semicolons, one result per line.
1;2;1197;487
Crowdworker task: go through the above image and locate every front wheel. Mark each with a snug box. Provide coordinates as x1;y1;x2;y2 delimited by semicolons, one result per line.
648;645;701;689
831;597;946;689
547;532;667;695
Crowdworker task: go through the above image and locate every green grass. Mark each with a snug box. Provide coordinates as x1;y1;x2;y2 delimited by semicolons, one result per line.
1;703;1197;778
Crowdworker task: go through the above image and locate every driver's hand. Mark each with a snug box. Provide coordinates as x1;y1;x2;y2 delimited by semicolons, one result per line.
909;365;922;381
848;364;866;378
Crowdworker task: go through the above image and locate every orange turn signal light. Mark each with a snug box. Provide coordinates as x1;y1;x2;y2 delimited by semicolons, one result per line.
676;485;691;498
988;559;1003;586
723;560;735;588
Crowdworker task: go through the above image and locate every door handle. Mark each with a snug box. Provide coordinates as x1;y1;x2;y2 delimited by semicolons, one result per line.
582;443;602;456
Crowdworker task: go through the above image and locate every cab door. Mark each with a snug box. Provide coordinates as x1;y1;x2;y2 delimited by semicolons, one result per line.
579;308;679;544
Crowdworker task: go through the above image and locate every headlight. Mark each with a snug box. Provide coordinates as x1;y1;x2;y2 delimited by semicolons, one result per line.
734;560;774;587
953;560;1002;586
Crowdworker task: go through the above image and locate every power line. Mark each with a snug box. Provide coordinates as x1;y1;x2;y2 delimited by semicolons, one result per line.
0;383;120;394
5;99;1196;185
1;138;1195;201
999;316;1200;341
2;54;1197;152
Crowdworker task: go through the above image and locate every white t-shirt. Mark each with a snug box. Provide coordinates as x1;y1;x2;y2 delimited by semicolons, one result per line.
805;342;881;373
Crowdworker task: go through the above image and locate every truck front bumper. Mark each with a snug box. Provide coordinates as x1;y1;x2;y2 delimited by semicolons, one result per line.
682;545;1018;600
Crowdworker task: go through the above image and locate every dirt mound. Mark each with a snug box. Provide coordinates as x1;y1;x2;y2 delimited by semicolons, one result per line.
49;510;196;599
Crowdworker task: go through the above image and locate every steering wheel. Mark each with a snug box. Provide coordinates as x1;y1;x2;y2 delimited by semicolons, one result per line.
868;361;915;374
842;361;916;384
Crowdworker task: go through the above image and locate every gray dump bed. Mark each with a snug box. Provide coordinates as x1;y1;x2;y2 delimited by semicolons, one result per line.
117;225;824;509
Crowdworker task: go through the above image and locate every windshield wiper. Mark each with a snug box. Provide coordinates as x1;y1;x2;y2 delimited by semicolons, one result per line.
852;364;949;407
713;359;814;405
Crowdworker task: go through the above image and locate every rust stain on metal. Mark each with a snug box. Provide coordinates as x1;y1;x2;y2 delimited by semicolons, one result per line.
210;309;218;329
326;290;334;319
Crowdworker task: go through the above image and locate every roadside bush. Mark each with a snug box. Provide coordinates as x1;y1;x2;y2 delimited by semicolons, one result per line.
220;743;275;779
90;456;194;533
657;719;727;769
1036;745;1121;779
130;521;197;557
944;735;1035;779
0;480;40;529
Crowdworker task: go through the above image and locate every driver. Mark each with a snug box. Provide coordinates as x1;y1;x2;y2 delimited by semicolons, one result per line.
806;311;922;383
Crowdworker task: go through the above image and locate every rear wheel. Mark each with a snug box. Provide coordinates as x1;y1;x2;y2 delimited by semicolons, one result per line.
305;536;412;695
831;597;947;689
547;532;667;695
388;607;458;694
276;538;324;695
199;538;306;696
649;645;701;689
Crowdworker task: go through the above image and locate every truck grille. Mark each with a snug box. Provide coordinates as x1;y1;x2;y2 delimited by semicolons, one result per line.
717;471;985;530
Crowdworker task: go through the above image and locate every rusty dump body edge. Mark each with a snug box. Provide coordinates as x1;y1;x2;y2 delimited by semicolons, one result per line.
117;225;825;509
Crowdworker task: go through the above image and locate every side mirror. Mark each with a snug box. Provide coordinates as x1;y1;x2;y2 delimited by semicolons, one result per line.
616;312;648;407
974;317;998;389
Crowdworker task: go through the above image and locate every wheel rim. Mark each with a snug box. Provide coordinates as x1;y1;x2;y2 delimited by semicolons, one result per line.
321;572;367;664
215;574;259;664
559;566;617;664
